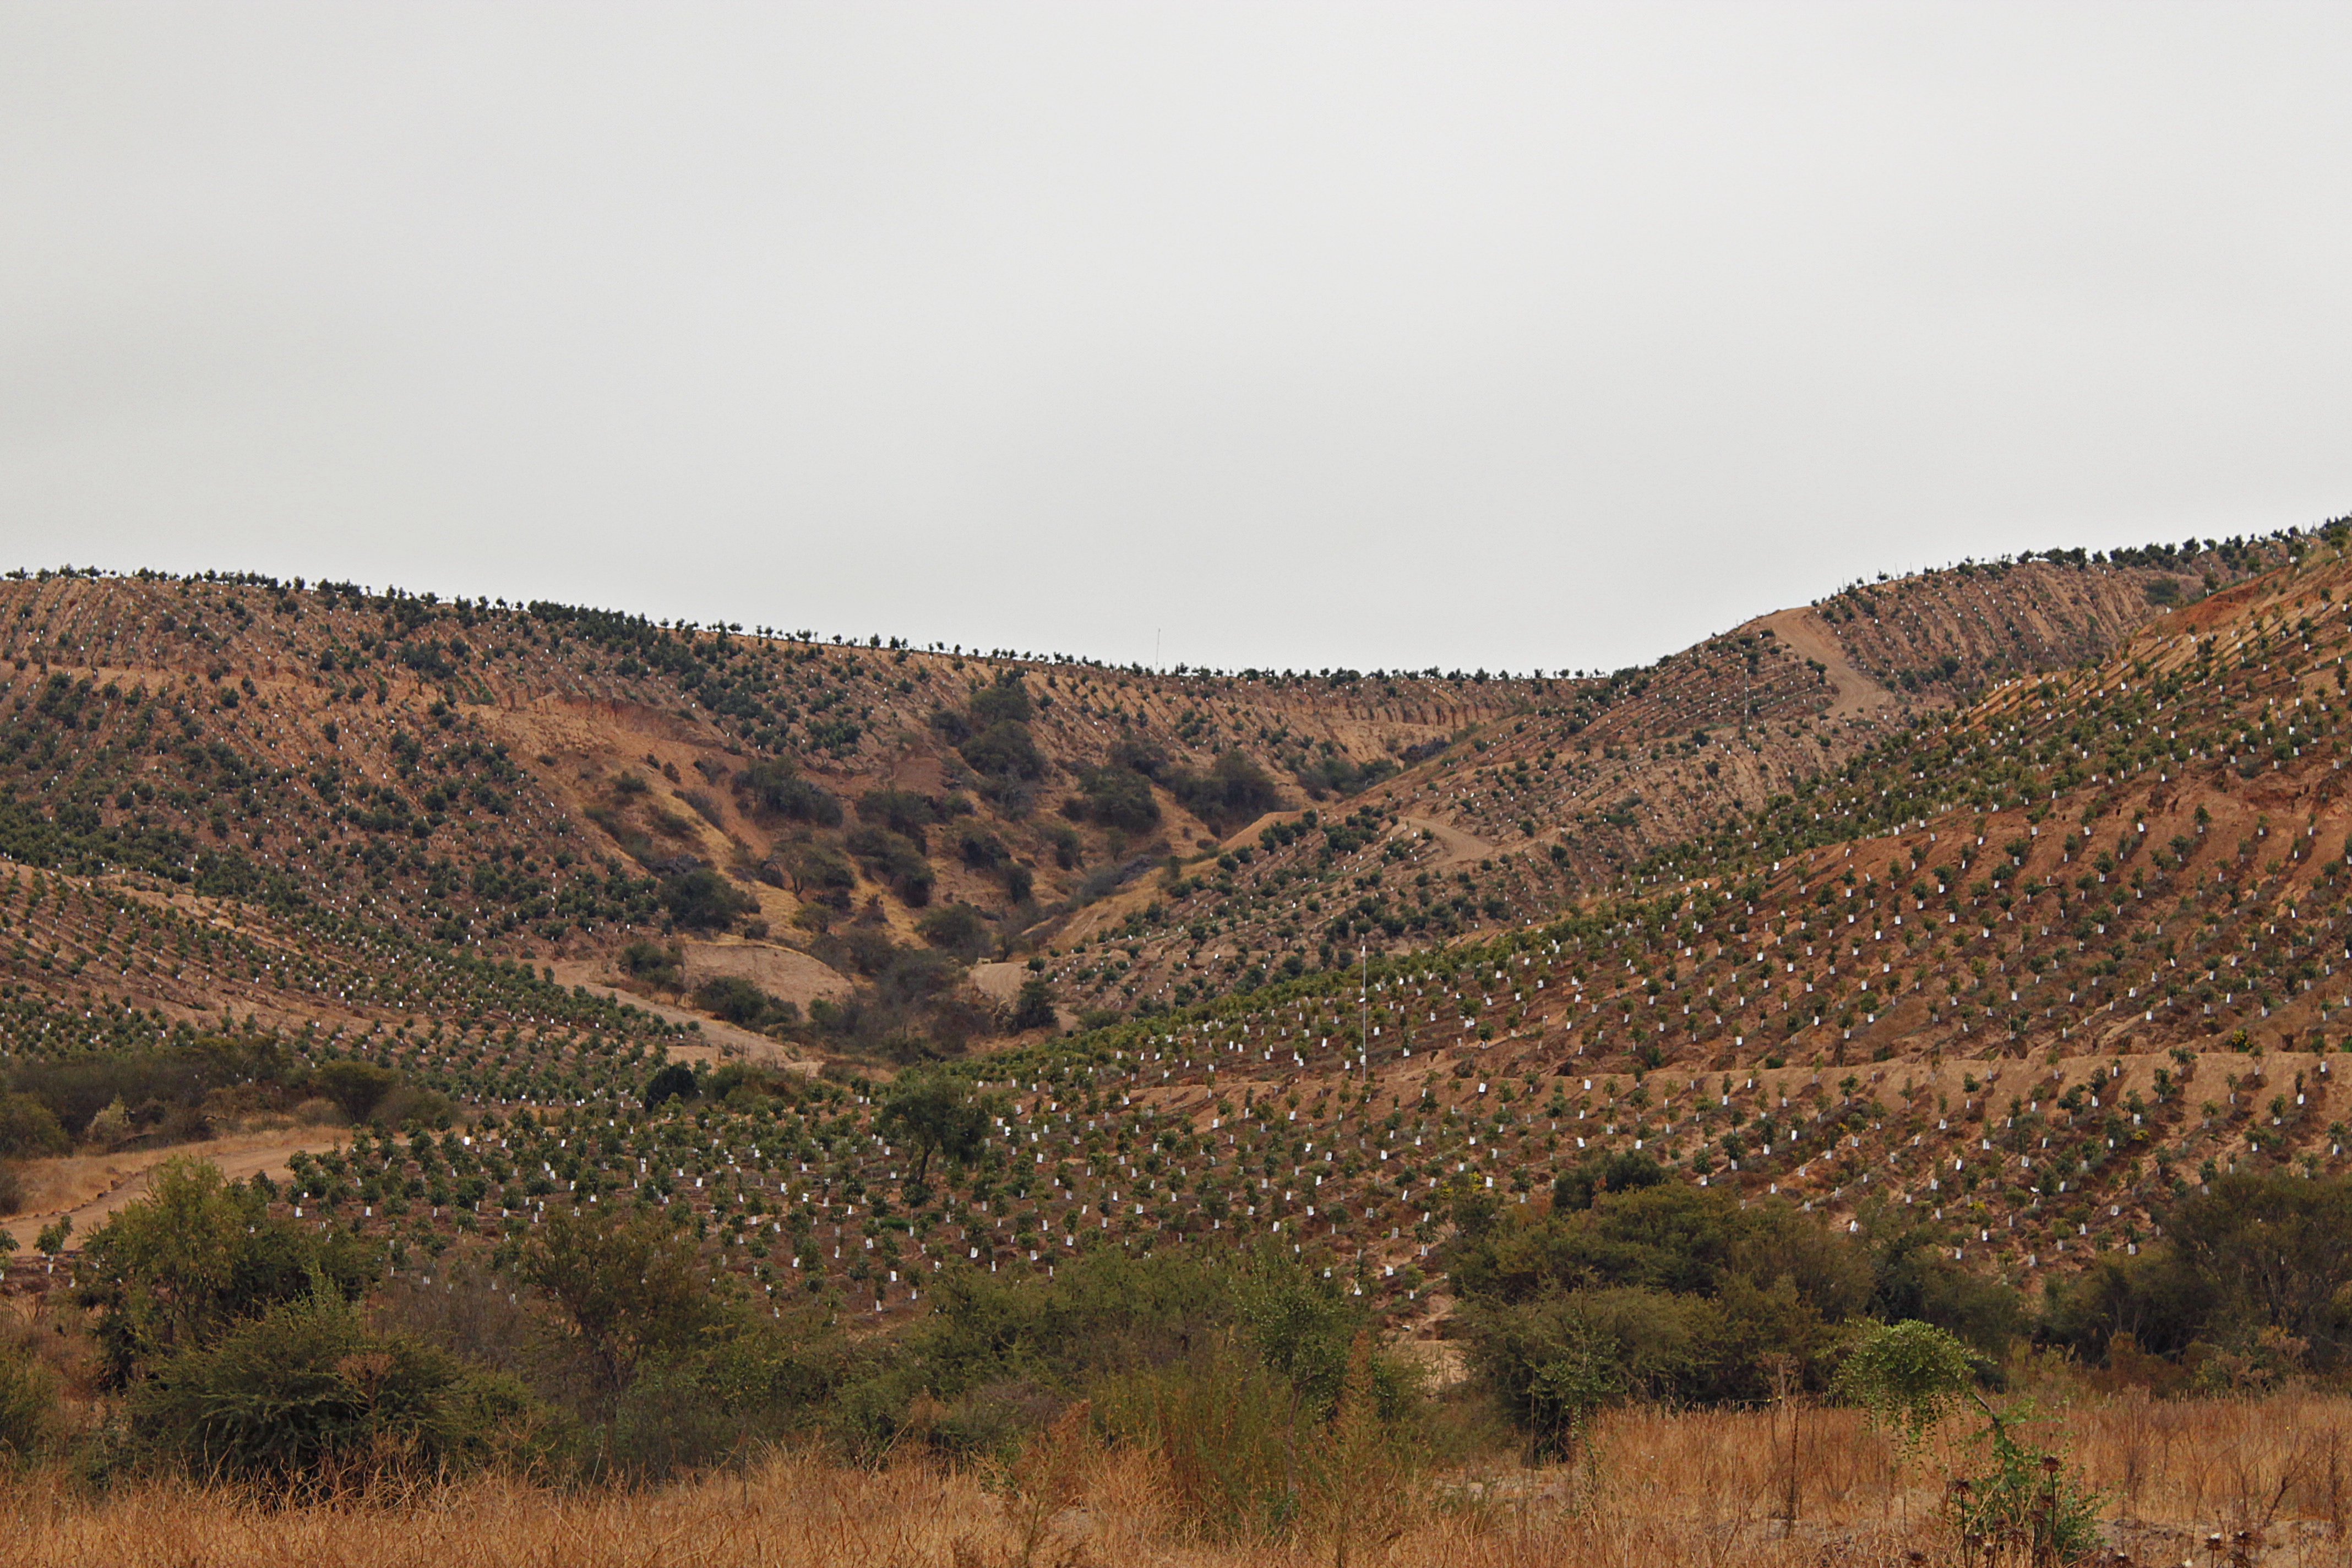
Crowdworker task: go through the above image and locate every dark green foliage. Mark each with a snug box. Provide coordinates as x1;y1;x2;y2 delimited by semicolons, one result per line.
733;760;842;825
967;673;1032;727
1859;1211;2025;1357
658;865;758;931
618;938;683;988
74;1157;380;1388
643;1063;698;1110
857;788;937;848
519;1206;724;1395
2041;1170;2352;1370
914;901;992;960
1010;976;1058;1032
878;1071;989;1184
1452;1184;1872;1409
10;1033;301;1146
691;974;782;1027
1075;765;1161;832
129;1291;532;1490
313;1059;400;1124
1550;1149;1668;1211
769;839;856;897
1165;750;1282;832
846;826;934;906
0;1332;56;1465
0;1091;66;1160
959;721;1045;783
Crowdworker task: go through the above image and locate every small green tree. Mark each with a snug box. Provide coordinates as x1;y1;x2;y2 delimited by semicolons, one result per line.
518;1207;720;1396
1836;1319;1975;1457
73;1157;377;1387
879;1073;989;1186
1010;977;1058;1032
33;1216;70;1259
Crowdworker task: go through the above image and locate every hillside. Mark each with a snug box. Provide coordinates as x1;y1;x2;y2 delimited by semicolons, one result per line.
0;524;2329;1324
1042;540;2283;1016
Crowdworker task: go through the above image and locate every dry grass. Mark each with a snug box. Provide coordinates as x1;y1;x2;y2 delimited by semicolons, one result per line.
6;1393;2352;1566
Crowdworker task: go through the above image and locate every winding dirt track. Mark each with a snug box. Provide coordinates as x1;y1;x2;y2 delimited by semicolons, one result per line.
3;1131;346;1253
1755;606;1899;718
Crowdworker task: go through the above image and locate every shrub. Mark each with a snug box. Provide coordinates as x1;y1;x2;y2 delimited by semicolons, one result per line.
1010;977;1058;1032
1836;1319;1978;1456
1166;750;1282;832
643;1063;698;1110
914;902;990;959
857;789;937;848
519;1207;724;1396
0;1332;57;1465
846;826;934;906
960;721;1046;783
733;760;842;826
619;939;684;989
1550;1149;1667;1211
660;866;758;931
692;974;778;1027
130;1290;534;1490
878;1072;989;1184
2043;1169;2352;1370
0;1091;66;1159
968;674;1032;726
75;1156;380;1387
1075;766;1161;832
313;1060;401;1124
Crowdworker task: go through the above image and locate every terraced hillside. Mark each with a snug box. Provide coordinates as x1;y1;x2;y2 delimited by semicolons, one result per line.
0;523;2334;1346
0;570;1538;1042
1045;539;2288;1015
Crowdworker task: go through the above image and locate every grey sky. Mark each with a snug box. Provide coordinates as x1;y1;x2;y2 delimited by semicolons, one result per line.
3;5;2348;675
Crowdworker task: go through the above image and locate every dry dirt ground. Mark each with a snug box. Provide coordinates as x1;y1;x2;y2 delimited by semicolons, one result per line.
1755;605;1901;720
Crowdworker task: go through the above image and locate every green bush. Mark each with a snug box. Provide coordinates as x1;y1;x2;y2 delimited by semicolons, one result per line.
619;939;684;988
130;1291;533;1490
75;1156;380;1388
968;674;1033;726
734;760;842;826
959;721;1046;783
1452;1184;1871;1412
643;1063;699;1109
846;826;934;906
0;1091;66;1160
1075;766;1161;832
1010;977;1058;1032
856;788;937;848
2042;1170;2352;1372
693;974;778;1027
1166;750;1282;832
659;866;758;931
914;902;991;959
313;1059;401;1124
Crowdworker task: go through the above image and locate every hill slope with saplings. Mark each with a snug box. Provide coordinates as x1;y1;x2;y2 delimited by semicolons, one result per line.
0;521;2348;1518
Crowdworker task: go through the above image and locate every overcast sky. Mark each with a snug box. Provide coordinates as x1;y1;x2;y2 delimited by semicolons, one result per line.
3;5;2349;674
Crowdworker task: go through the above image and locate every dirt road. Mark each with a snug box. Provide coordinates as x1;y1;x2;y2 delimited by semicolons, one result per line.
4;1130;350;1252
1756;606;1899;719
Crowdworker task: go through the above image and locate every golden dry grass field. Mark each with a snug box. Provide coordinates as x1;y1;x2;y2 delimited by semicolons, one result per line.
5;1392;2349;1567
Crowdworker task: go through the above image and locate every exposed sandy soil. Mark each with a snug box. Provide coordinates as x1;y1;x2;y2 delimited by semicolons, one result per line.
1755;606;1899;719
677;939;852;1006
965;961;1030;1004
